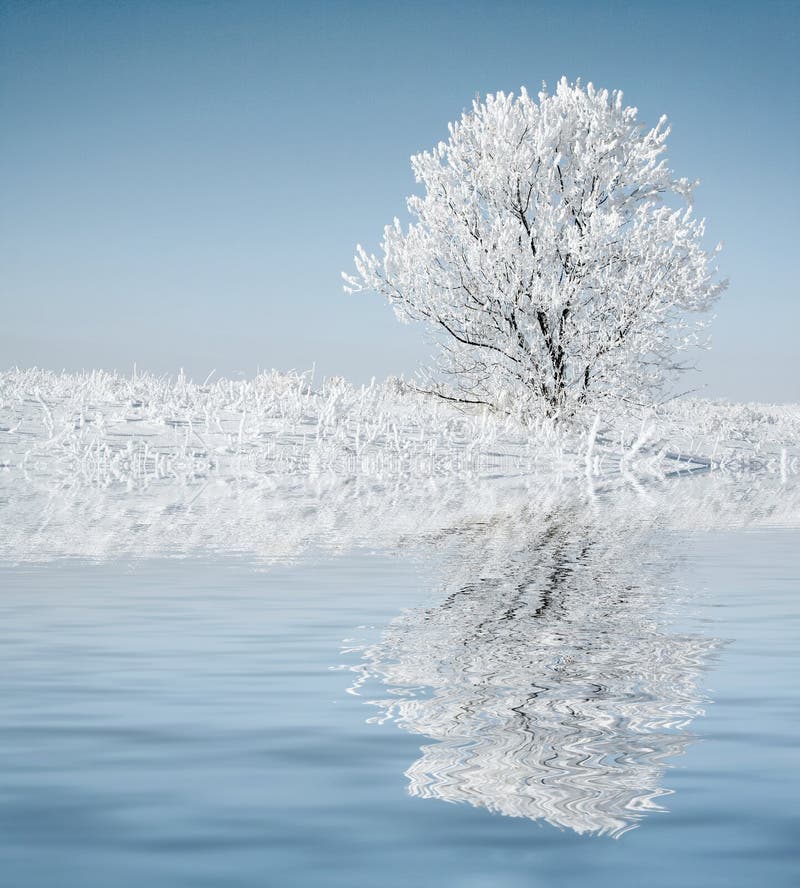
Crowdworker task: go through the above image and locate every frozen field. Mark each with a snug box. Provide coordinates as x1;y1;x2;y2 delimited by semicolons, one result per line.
2;368;799;487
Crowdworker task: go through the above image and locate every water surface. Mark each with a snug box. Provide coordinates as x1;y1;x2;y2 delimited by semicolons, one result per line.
0;477;798;886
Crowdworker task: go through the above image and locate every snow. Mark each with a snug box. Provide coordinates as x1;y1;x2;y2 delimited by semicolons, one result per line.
1;366;798;564
1;367;797;491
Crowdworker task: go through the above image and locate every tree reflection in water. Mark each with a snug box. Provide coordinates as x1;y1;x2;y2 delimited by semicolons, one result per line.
2;463;797;836
351;499;720;837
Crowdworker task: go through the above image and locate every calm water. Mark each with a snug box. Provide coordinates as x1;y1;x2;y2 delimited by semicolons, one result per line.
0;485;798;886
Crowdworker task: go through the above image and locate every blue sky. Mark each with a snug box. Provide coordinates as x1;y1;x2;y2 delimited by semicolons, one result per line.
1;0;798;401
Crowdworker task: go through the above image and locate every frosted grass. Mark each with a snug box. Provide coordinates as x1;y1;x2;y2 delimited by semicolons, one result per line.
1;367;798;490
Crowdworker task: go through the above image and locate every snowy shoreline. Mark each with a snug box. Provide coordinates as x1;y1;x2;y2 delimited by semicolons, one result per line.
1;367;798;488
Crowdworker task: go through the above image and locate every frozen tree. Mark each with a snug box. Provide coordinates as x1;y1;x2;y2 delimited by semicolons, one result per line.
344;78;726;421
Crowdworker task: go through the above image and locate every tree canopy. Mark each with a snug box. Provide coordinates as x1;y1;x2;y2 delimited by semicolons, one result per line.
344;78;726;421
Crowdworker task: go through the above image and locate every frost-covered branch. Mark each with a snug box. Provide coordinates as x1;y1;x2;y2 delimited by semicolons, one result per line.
344;78;727;422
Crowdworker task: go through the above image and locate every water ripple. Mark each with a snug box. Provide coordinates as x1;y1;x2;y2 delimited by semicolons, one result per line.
352;503;721;836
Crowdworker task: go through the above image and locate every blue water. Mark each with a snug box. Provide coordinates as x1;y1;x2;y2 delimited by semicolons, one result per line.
0;527;797;887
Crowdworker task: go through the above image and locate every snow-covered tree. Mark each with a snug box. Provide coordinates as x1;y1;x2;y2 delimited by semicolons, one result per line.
344;78;726;421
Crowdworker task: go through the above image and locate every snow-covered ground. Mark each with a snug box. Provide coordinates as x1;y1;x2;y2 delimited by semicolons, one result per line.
1;367;799;564
1;368;798;490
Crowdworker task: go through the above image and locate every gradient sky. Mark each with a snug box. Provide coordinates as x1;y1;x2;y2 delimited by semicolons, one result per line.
1;0;798;401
